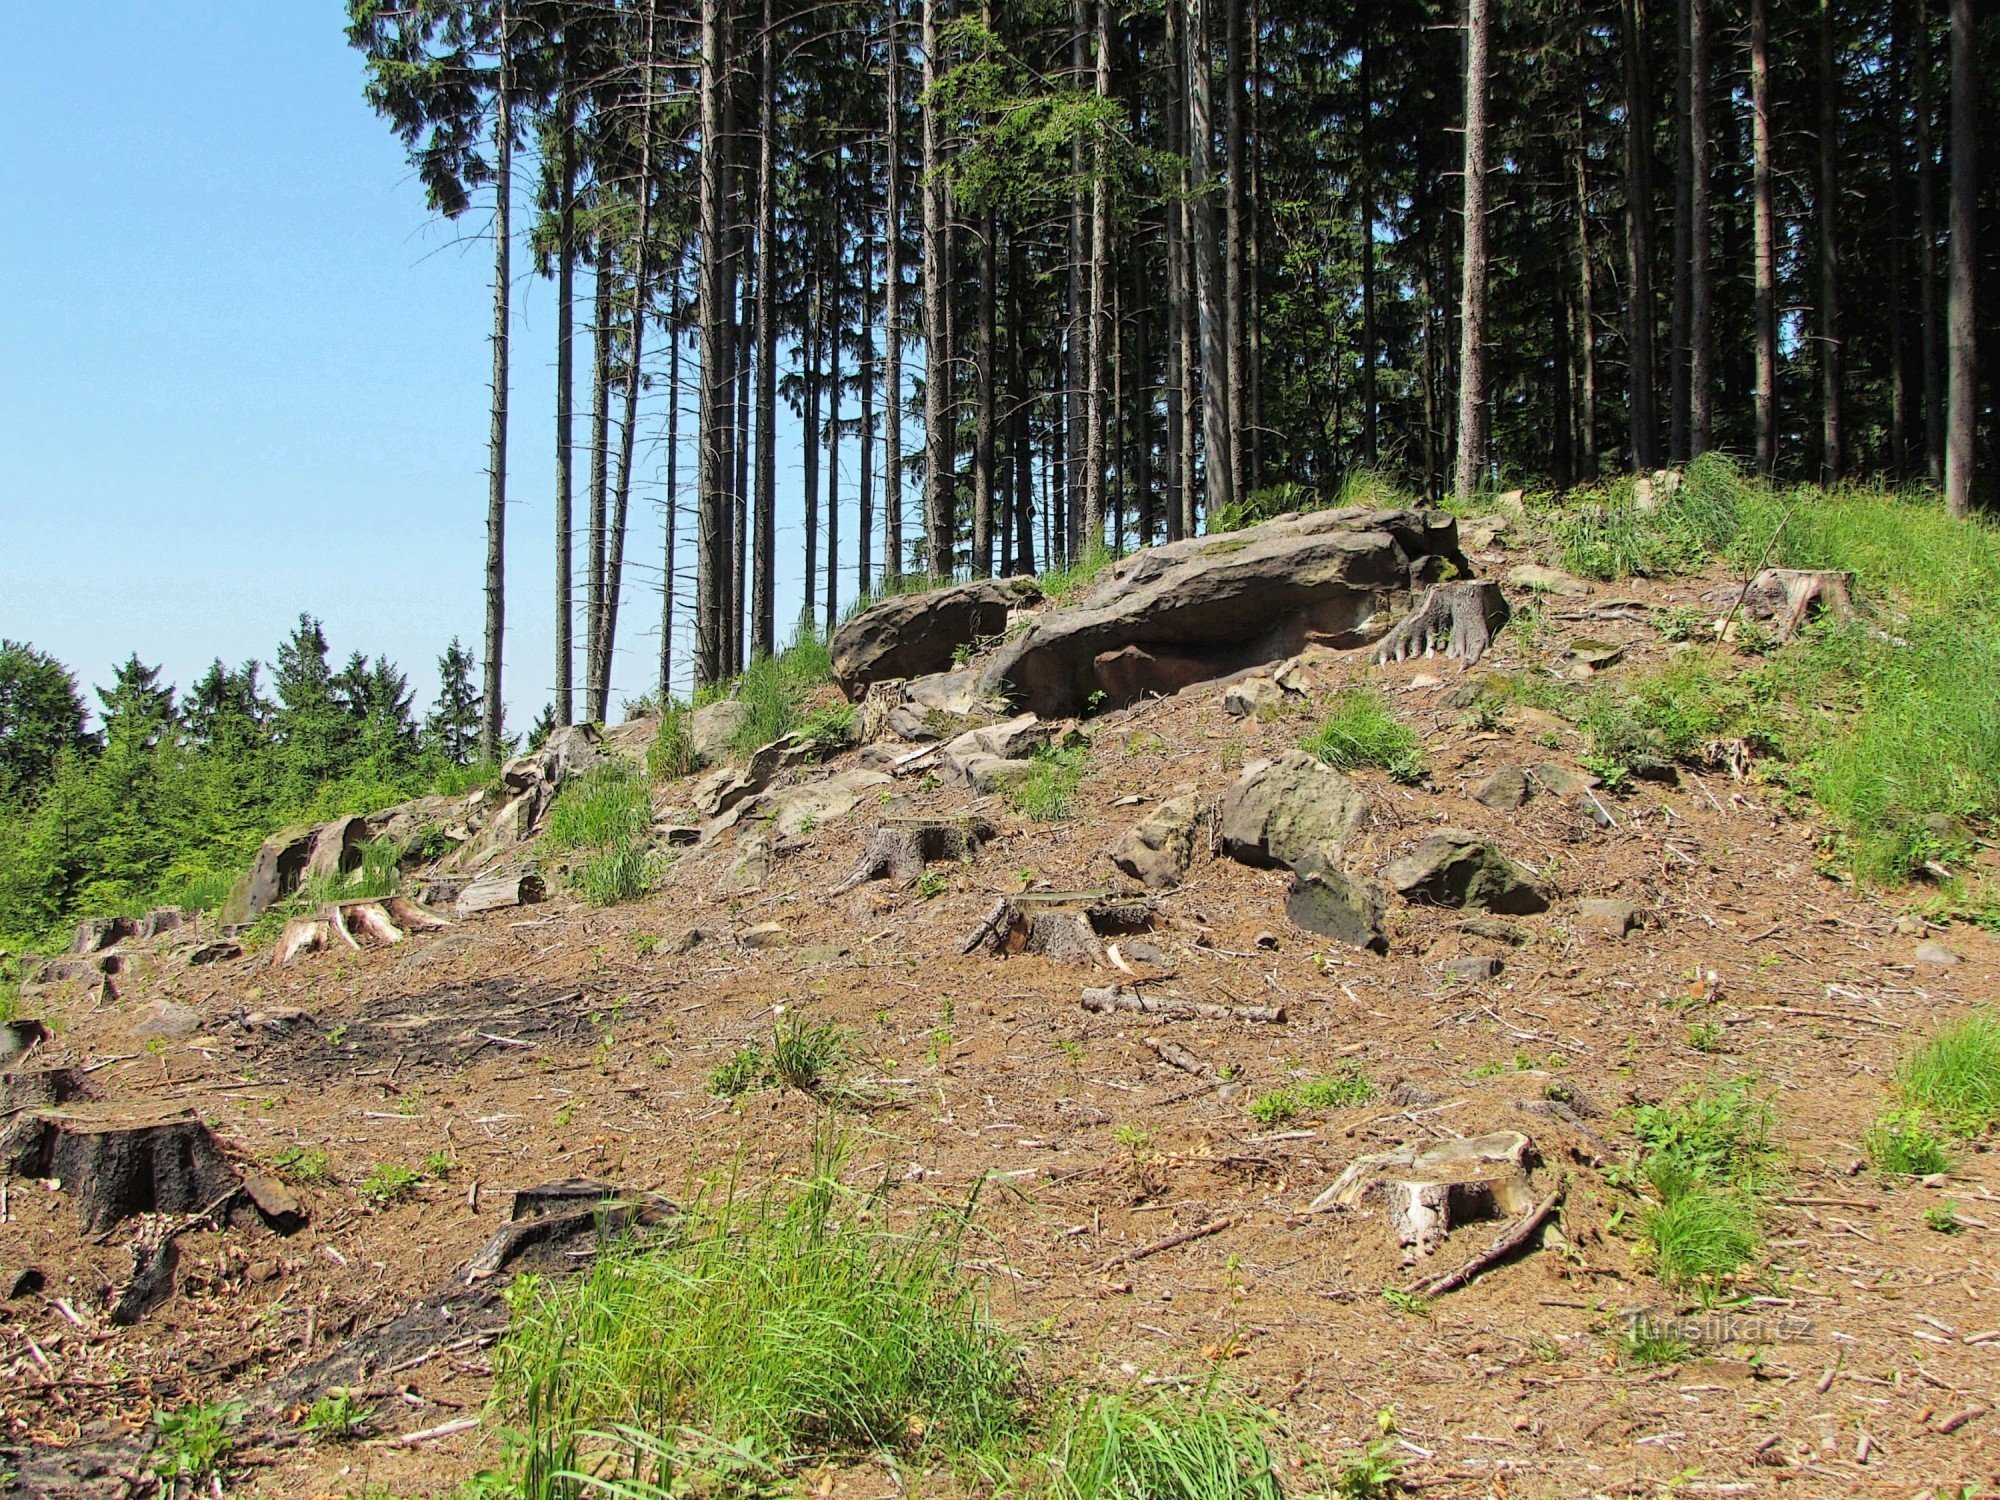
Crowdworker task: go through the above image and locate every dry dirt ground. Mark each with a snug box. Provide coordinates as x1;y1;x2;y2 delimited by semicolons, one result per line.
6;554;2000;1500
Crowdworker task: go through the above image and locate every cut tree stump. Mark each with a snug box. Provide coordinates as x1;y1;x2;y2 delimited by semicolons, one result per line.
962;892;1157;964
1738;568;1853;640
830;816;997;894
273;897;450;966
1;1111;243;1234
455;870;547;917
463;1180;676;1282
0;1019;49;1067
1373;580;1510;667
1308;1130;1539;1266
2;1067;82;1115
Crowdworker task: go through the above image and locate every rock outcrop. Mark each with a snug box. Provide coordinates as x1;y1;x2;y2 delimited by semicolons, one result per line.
977;507;1469;716
1385;831;1552;914
832;577;1041;698
1110;795;1211;890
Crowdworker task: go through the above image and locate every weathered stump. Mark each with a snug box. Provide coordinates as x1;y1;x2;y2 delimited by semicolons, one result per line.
3;1112;243;1233
1373;580;1510;667
1739;567;1853;639
830;816;997;894
962;891;1156;964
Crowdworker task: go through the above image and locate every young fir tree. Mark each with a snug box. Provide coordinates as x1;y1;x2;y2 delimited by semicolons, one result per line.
425;638;484;768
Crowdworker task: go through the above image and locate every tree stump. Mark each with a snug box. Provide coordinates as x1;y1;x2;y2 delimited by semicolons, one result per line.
1373;580;1511;666
830;815;997;894
1739;567;1853;639
961;891;1156;963
454;870;547;917
3;1111;242;1233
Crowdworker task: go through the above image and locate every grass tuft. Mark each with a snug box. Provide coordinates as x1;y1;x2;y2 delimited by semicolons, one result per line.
1038;1385;1285;1500
1247;1069;1376;1125
1641;1187;1760;1290
1894;1010;2000;1136
1627;1079;1775;1295
1009;740;1091;823
1864;1109;1953;1177
1300;690;1423;783
493;1141;1021;1479
544;763;652;854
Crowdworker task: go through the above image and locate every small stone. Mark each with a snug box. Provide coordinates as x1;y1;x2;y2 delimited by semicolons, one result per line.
1218;751;1372;872
1473;766;1532;810
1458;916;1532;946
1914;941;1961;966
129;1002;199;1039
1384;831;1552;915
1577;898;1639;938
668;928;712;954
791;944;850;965
687;699;754;764
1285;857;1389;954
1506;564;1591;598
1221;676;1287;719
1444;956;1503;983
240;1174;308;1232
1407;673;1446;691
967;756;1038;794
1121;939;1173;967
1894;914;1928;936
1110;795;1211;891
738;923;791;949
1568;639;1625;669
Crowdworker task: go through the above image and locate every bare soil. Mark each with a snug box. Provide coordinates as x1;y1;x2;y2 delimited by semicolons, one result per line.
6;553;1999;1499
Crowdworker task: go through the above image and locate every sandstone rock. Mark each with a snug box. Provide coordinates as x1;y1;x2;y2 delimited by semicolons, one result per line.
1914;940;1961;966
1576;898;1639;938
964;757;1038;794
1219;752;1370;872
942;714;1051;788
1474;766;1531;810
978;507;1468;716
688;700;752;764
739;922;789;949
1445;955;1504;983
832;577;1041;698
1221;676;1289;719
1385;831;1552;914
1110;795;1211;890
1506;564;1590;598
750;768;893;838
1458;916;1532;946
71;916;136;954
1285;855;1388;953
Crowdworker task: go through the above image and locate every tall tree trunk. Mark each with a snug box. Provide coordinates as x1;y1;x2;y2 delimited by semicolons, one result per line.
593;0;660;721
1067;0;1088;553
884;5;905;577
1223;0;1245;503
1816;0;1843;483
1670;0;1692;462
695;0;733;685
554;63;575;727
733;263;751;671
1688;0;1713;455
1621;0;1658;473
1453;0;1492;502
975;209;997;575
1163;0;1188;542
1134;255;1154;547
1751;0;1778;475
587;247;612;694
1009;232;1036;573
1187;0;1232;524
860;220;877;601
482;0;511;760
920;0;954;574
1917;0;1942;483
826;263;842;635
1573;114;1600;480
804;276;821;621
1084;0;1110;550
1359;19;1377;468
662;285;681;699
752;0;777;659
1943;0;1977;515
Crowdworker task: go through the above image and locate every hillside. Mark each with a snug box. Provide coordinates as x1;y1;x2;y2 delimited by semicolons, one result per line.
5;477;2000;1500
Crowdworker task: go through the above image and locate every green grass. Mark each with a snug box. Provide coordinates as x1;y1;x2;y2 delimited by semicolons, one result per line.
1864;1110;1952;1177
1009;740;1091;822
1925;1200;1966;1235
493;1143;1021;1481
646;700;699;780
1894;1010;2000;1136
1036;1385;1285;1500
1617;1317;1692;1367
301;1390;376;1441
359;1162;421;1206
1641;1187;1760;1291
1528;457;2000;885
1038;545;1118;608
708;1043;770;1098
153;1400;241;1485
1247;1069;1376;1125
1300;689;1423;783
727;634;838;756
1627;1079;1775;1295
269;1145;331;1186
544;762;652;854
769;1015;846;1095
571;842;653;907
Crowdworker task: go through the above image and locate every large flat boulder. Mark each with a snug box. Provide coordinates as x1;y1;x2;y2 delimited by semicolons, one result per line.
832;578;1042;699
1218;751;1371;871
978;508;1468;716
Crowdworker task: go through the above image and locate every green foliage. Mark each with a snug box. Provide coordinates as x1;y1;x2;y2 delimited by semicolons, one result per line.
1641;1187;1760;1291
1008;739;1091;822
1925;1200;1965;1235
153;1400;240;1485
1038;1386;1285;1500
573;843;654;907
1863;1110;1952;1178
647;700;698;780
301;1390;376;1441
270;1145;332;1186
1575;657;1764;770
1894;1010;2000;1135
1626;1079;1774;1294
544;763;652;853
708;1044;771;1098
727;635;837;755
493;1143;1021;1475
1038;546;1118;609
0;639;91;803
1327;1438;1402;1500
359;1162;421;1206
1247;1069;1376;1125
1300;690;1423;781
1617;1318;1692;1368
770;1016;846;1095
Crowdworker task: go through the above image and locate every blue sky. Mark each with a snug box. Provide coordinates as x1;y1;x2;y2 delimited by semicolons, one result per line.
0;4;840;732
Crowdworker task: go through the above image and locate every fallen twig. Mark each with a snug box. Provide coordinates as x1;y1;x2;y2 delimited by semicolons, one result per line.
1404;1177;1566;1299
1082;987;1285;1024
1095;1216;1238;1274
